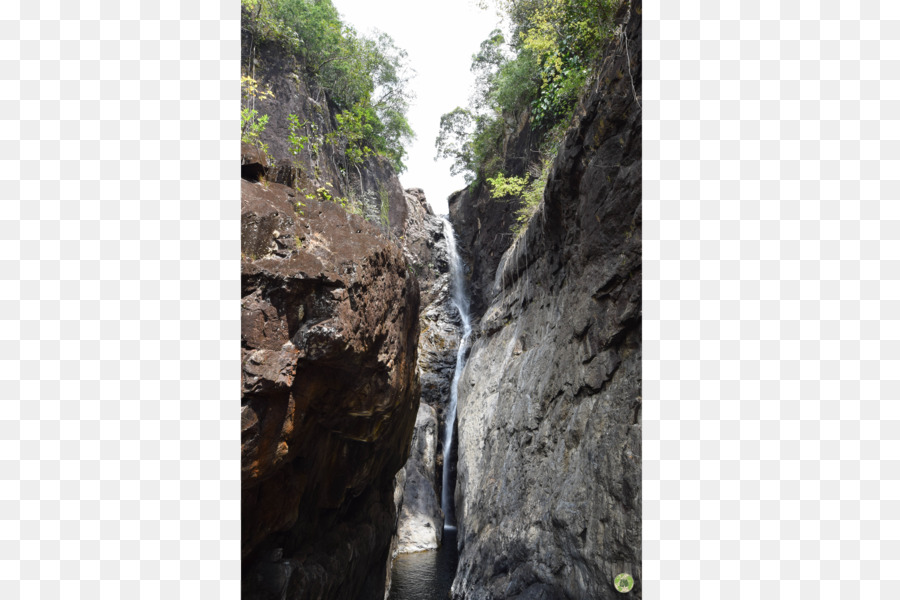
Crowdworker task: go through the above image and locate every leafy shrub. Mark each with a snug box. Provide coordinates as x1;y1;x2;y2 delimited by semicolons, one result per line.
327;102;377;166
487;162;548;238
242;109;270;149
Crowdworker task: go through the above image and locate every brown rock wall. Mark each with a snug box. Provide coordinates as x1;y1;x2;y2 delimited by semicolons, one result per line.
240;165;421;600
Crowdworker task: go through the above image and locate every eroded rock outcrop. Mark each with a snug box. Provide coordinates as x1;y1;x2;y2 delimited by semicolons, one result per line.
450;1;642;598
240;154;421;600
447;130;544;320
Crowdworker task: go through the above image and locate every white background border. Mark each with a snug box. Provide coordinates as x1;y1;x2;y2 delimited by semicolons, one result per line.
1;0;895;598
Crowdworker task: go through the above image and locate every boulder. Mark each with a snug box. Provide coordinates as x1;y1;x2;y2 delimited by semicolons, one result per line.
240;177;421;600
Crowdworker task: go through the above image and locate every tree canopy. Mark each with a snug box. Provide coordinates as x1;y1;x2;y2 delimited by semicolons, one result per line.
436;0;620;184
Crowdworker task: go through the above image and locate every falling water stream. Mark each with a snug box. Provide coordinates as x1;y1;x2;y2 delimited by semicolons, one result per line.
440;218;472;530
388;219;470;600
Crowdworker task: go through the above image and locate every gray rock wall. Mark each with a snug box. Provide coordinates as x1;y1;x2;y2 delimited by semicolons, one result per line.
450;2;642;598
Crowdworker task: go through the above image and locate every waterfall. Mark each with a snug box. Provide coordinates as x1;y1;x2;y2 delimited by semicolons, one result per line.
441;218;471;531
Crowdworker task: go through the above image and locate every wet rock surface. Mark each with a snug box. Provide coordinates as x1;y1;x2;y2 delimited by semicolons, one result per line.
450;2;642;598
396;403;444;553
240;148;421;600
393;190;461;556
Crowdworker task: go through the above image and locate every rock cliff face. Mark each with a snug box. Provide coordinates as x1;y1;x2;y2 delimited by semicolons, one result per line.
240;149;422;599
242;35;460;589
450;1;642;598
395;403;443;553
244;26;410;240
241;15;433;597
447;111;547;320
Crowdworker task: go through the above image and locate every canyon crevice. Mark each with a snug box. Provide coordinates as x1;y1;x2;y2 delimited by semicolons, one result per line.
240;1;641;597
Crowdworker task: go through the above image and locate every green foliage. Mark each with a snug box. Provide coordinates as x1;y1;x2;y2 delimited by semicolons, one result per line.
244;0;414;173
328;101;377;166
439;0;619;182
491;50;541;120
270;0;344;72
347;201;366;217
241;76;275;155
315;185;333;202
470;30;507;113
242;109;270;148
487;159;551;238
302;183;363;217
287;114;309;158
435;107;476;182
242;0;292;43
499;0;618;124
487;173;529;198
326;30;415;171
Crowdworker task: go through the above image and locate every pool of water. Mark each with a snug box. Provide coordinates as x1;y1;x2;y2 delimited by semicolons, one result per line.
388;528;459;600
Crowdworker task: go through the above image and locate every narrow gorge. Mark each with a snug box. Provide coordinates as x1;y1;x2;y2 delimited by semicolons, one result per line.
241;1;641;598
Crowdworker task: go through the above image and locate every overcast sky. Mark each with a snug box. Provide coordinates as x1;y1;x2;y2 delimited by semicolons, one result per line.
330;0;502;215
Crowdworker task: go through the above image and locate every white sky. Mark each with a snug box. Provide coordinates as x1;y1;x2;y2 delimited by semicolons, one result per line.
330;0;502;215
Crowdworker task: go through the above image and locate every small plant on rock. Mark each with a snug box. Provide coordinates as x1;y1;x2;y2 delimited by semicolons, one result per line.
487;163;548;238
287;114;310;158
241;75;275;156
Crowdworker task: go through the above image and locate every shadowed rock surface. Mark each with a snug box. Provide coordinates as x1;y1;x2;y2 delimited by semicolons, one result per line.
449;1;642;598
447;122;546;320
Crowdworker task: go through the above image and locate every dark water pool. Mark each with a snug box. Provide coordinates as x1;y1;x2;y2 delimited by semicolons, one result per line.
388;528;459;600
